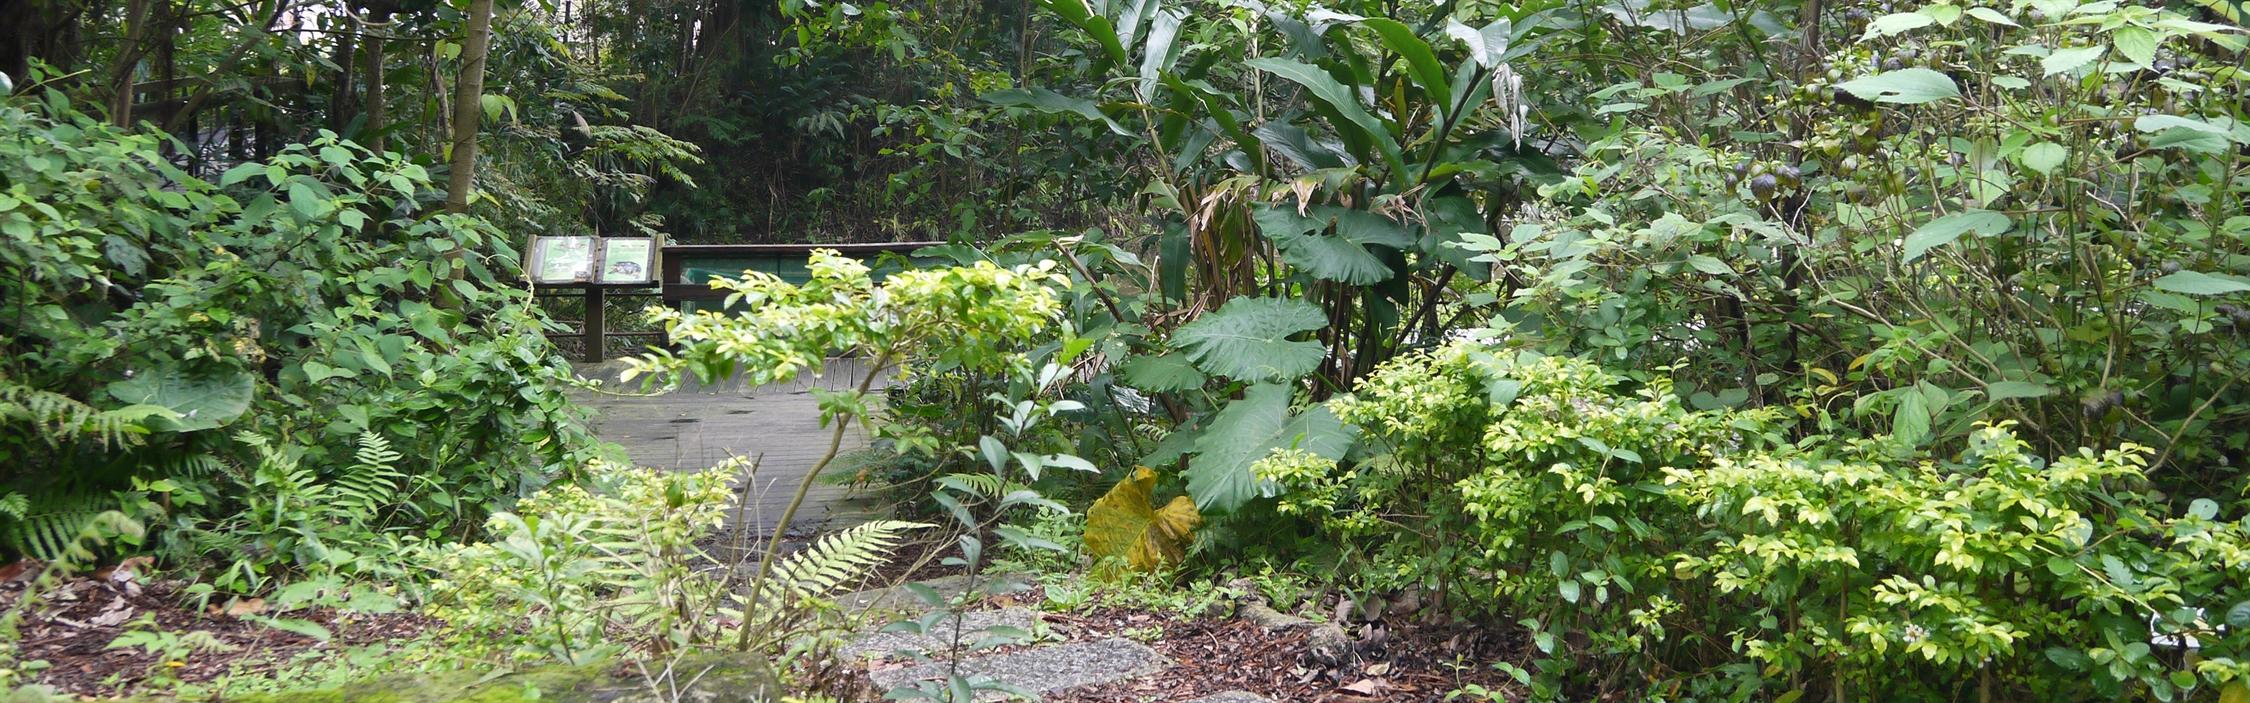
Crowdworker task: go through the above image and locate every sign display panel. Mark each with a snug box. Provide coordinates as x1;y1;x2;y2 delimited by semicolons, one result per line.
531;236;595;284
597;238;654;284
528;236;656;286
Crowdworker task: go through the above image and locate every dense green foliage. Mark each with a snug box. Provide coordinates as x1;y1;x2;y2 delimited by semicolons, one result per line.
1289;343;2250;699
857;0;2250;698
10;0;2250;699
0;91;597;594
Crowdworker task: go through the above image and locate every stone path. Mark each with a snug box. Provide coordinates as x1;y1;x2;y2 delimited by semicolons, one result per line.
569;362;1276;701
570;358;890;533
836;578;1275;703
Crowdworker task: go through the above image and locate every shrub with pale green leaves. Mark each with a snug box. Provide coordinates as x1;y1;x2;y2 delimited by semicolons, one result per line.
420;462;737;665
1291;341;2250;701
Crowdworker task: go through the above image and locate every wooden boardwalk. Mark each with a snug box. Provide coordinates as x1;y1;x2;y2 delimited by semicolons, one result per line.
570;358;890;534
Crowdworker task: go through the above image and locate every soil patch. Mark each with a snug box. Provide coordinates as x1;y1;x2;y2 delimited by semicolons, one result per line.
1045;606;1525;702
2;564;435;698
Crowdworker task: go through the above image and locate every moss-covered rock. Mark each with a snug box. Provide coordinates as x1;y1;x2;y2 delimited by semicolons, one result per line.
224;654;779;703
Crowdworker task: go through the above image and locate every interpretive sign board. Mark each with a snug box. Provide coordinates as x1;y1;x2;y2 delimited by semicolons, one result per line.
531;236;595;284
527;236;656;286
597;238;654;284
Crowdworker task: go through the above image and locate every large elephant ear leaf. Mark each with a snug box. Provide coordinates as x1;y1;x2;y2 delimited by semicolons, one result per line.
1171;297;1327;382
105;366;254;432
1253;205;1393;284
1119;352;1207;392
1185;384;1356;513
1084;466;1203;575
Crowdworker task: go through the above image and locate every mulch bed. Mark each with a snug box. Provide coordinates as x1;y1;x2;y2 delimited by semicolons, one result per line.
0;561;436;698
1045;605;1526;703
829;574;1527;703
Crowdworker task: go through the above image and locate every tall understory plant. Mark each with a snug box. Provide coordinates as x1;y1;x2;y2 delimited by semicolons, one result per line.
964;0;1582;539
624;249;1070;650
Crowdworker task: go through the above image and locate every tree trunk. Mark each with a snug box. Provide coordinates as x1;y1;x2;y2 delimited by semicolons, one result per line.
363;30;386;152
110;0;154;127
444;0;494;215
329;16;357;131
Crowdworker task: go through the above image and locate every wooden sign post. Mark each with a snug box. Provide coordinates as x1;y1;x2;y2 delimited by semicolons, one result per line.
527;235;660;362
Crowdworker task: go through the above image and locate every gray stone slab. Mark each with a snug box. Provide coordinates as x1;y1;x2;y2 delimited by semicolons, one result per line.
570;358;891;532
842;607;1041;661
834;574;1036;615
1185;692;1275;703
867;638;1170;698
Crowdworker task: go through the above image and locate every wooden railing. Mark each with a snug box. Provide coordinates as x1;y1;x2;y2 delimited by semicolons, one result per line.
542;241;939;362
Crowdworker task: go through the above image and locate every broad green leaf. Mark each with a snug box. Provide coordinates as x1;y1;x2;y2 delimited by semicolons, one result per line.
2019;142;2068;176
1271;232;1392;283
1118;353;1206;392
1171;297;1327;382
1862;12;1934;39
301;361;357;383
106;367;255;432
1113;0;1156;52
1252;206;1385;283
1034;0;1129;69
1361;19;1452;114
2046;647;2092;671
2042;45;2107;76
1185;384;1356;512
287;181;331;219
2133;114;2231;136
2146;127;2231;153
1835;68;1960;104
1136;9;1185;101
2111;26;2158;67
1245;58;1409;182
2227;600;2250;629
1321;206;1415;248
1966;7;2019;25
2153;271;2250;296
1166;75;1263;173
1083;467;1202;574
220;162;264;186
1254;206;1412;284
1987;381;2054;401
1445;18;1512;68
1685;255;1736;276
1892;389;1930;445
1903;210;2011;262
983;87;1128;136
1140;421;1201;467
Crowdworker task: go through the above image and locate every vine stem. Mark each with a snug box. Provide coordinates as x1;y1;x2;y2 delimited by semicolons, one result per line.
734;349;897;651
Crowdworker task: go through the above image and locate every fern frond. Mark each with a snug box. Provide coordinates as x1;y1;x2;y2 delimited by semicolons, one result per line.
751;520;929;614
934;473;1010;499
164;452;227;478
0;492;120;562
0;380;155;448
333;432;405;515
